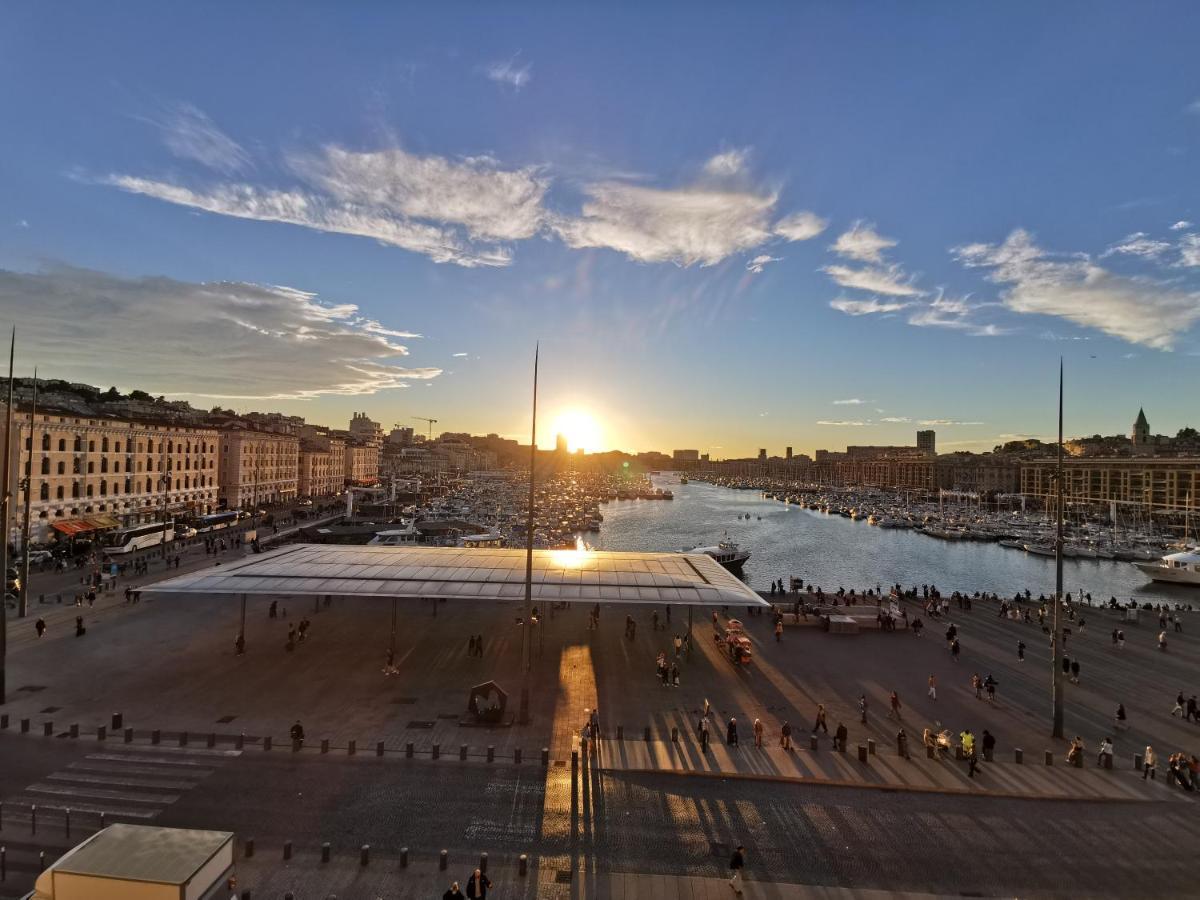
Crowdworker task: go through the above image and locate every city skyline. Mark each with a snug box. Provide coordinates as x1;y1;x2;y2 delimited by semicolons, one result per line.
3;3;1200;456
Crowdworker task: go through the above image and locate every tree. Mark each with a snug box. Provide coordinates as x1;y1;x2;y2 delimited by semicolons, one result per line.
100;386;121;402
1177;427;1198;440
128;389;152;402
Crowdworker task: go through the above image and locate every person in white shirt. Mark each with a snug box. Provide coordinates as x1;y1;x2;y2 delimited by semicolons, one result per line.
1097;737;1113;767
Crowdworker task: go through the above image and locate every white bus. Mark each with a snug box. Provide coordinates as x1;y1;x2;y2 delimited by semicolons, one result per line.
195;511;241;533
102;521;175;555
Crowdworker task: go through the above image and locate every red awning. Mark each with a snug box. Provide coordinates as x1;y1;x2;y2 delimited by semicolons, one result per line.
50;515;121;536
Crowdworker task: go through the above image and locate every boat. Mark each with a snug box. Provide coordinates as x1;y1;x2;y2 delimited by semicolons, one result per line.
680;476;689;484
685;538;751;573
1134;549;1200;586
367;521;421;546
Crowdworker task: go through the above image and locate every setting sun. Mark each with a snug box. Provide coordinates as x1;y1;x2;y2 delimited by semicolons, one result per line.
550;408;604;453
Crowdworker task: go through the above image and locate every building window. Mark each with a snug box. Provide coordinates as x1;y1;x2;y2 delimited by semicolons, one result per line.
101;437;109;452
56;461;64;475
100;458;108;473
58;438;65;452
41;433;50;451
88;440;95;452
147;439;154;453
99;481;107;497
40;457;50;475
86;484;94;498
114;441;121;453
87;461;94;474
125;479;132;494
56;486;63;500
74;436;82;452
39;483;48;501
71;482;80;499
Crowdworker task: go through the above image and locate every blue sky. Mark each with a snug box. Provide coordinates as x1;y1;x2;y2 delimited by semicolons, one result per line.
2;2;1199;456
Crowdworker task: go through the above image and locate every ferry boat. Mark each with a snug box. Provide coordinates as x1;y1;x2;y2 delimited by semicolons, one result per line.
1134;549;1200;586
366;521;421;546
685;538;751;573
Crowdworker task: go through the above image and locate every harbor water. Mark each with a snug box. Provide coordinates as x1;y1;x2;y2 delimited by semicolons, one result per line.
590;478;1194;605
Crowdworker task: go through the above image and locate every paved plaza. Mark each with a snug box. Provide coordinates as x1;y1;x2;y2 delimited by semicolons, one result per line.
0;546;1195;896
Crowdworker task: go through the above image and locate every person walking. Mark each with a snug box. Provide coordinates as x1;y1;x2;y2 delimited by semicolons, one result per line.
780;721;792;751
1070;659;1080;684
984;674;998;703
1187;695;1198;723
889;691;902;720
982;729;996;762
834;721;848;752
465;868;492;898
699;718;710;752
950;638;961;662
1017;640;1025;662
1115;703;1128;730
1172;692;1185;717
928;674;937;701
972;673;983;700
34;618;46;638
728;845;746;894
774;619;783;642
813;704;828;734
753;718;764;748
674;634;682;657
1143;745;1156;780
1097;737;1114;768
726;717;738;747
443;881;466;900
290;720;305;749
858;694;868;725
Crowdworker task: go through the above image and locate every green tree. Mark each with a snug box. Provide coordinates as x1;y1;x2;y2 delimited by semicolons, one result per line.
1177;427;1198;440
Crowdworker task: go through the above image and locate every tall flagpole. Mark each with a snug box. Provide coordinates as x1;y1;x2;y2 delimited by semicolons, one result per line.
1051;358;1065;738
0;327;15;704
19;368;37;618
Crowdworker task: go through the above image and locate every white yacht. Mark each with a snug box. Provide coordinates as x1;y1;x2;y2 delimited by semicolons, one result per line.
1134;549;1200;586
685;538;751;573
367;521;421;546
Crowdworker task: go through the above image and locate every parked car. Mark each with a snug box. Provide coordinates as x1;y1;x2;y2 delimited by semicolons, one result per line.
174;525;198;539
24;549;54;565
298;498;314;508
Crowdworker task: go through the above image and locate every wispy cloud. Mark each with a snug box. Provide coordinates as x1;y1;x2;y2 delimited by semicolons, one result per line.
829;296;912;316
146;102;250;175
452;352;469;357
703;148;749;177
816;419;867;426
954;228;1200;349
746;254;781;274
1179;233;1200;268
1170;220;1193;231
907;291;1008;336
774;211;827;242
484;55;532;90
823;264;922;296
831;221;896;264
832;398;866;405
1101;231;1172;260
0;265;440;399
880;416;911;423
919;419;984;426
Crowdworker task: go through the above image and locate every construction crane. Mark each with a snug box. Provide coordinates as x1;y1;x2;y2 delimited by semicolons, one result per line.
412;416;438;440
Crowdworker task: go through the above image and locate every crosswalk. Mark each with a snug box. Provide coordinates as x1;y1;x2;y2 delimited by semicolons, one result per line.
7;744;240;822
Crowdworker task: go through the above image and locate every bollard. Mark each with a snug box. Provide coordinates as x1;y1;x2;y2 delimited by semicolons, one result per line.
1044;750;1053;766
99;812;105;830
283;840;292;860
400;846;408;868
124;727;133;744
867;738;876;756
440;849;448;870
207;733;216;749
30;805;35;835
430;743;438;760
460;744;468;761
514;748;522;764
376;741;384;758
480;851;488;873
857;744;868;763
64;808;70;839
179;731;188;747
39;850;44;872
360;844;369;866
810;734;818;752
487;745;495;763
43;722;53;737
519;853;528;876
406;742;414;759
111;713;122;730
263;736;272;751
152;729;160;745
671;726;679;743
617;725;624;741
542;747;549;766
1134;753;1143;771
69;724;78;739
321;739;330;754
245;838;254;858
19;719;28;734
1015;748;1023;764
236;733;244;750
97;725;106;742
321;842;330;863
643;726;651;742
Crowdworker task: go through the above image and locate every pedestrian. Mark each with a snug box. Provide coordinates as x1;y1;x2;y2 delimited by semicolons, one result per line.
889;691;902;720
950;638;960;662
1117;629;1125;650
972;673;983;700
290;720;305;749
813;703;828;734
465;867;492;898
1111;628;1118;647
1143;745;1156;780
1097;737;1113;768
1115;703;1127;730
468;635;477;657
674;634;682;657
967;744;980;778
834;721;848;752
1158;630;1168;652
443;882;465;900
780;721;792;751
1017;640;1025;662
74;616;85;637
928;674;937;701
652;610;659;632
982;729;996;761
1172;692;1185;717
1188;695;1198;723
727;717;738;747
753;718;764;748
984;674;998;702
671;662;680;686
858;694;867;724
728;845;746;894
774;619;783;642
34;618;46;638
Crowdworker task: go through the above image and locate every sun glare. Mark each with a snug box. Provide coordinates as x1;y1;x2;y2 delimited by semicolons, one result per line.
550;408;603;453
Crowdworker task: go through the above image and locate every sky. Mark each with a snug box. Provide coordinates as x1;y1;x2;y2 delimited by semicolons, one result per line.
2;2;1200;457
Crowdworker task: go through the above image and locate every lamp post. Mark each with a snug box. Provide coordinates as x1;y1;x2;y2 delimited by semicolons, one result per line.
0;327;15;703
520;344;539;725
18;370;37;618
1051;359;1065;739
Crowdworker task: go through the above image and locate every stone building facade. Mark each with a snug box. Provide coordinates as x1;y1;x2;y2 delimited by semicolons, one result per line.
217;427;300;509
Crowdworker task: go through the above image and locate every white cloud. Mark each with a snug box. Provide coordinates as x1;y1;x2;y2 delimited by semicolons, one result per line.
907;291;1008;336
552;182;777;266
1185;99;1200;115
16;219;28;229
880;416;911;423
1101;232;1172;260
919;419;984;426
954;228;1200;349
1170;221;1194;231
0;265;441;399
151;103;250;175
703;149;749;177
829;296;912;316
832;398;866;405
830;221;896;263
1179;233;1200;267
452;352;469;358
823;264;922;296
774;211;827;242
816;420;867;426
746;254;781;274
484;55;532;90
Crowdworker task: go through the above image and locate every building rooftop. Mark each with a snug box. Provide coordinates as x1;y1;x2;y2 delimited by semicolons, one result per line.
146;544;769;607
